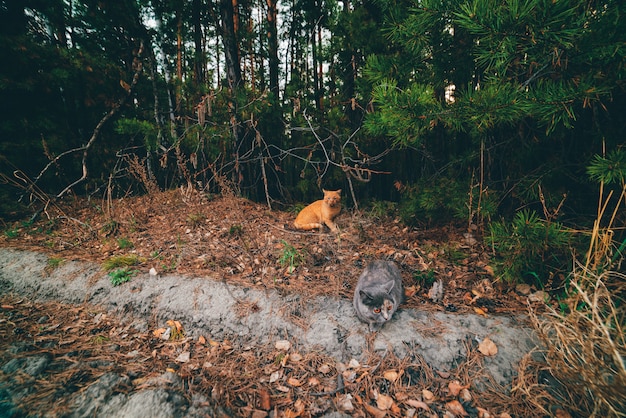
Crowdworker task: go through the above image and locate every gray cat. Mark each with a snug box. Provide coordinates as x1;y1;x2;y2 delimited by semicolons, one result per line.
353;260;404;331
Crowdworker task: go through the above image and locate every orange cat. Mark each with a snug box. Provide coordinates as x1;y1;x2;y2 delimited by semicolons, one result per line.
293;189;342;232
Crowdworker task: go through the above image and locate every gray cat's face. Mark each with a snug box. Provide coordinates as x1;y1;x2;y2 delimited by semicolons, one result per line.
357;289;397;331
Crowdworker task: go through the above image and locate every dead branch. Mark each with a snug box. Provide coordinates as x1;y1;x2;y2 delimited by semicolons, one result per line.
34;40;146;199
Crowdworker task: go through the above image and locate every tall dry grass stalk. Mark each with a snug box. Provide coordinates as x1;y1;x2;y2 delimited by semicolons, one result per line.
530;268;625;417
530;180;626;417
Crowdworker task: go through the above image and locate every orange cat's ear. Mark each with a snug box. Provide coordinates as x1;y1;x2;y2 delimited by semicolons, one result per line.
337;189;342;194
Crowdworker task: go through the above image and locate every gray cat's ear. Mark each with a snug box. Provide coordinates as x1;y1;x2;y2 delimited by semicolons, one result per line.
383;281;395;294
359;289;373;301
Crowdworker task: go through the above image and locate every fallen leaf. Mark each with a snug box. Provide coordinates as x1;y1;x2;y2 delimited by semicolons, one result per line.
478;337;498;356
175;351;190;363
383;369;400;382
476;407;491;418
447;380;467;397
459;388;472;402
405;399;430;411
446;399;468;416
474;306;488;316
428;280;444;303
1;305;15;310
198;335;206;345
318;364;331;374
258;388;271;410
153;327;167;338
337;394;354;412
363;403;387;418
376;393;394;410
436;370;451;378
422;389;435;402
554;410;572;418
348;358;360;368
308;377;321;387
275;385;290;393
289;353;303;362
394;391;408;402
275;340;291;351
404;285;419;298
287;377;303;387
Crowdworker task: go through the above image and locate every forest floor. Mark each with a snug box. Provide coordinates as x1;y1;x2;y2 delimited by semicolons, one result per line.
0;189;568;417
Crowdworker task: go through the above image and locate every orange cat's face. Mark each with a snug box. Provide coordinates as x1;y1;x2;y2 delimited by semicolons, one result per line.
323;189;341;208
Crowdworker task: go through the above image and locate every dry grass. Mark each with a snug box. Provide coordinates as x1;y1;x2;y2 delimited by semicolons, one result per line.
530;267;626;417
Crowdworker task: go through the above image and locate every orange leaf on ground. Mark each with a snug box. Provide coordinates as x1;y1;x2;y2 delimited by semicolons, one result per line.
478;337;498;356
258;388;271;410
447;380;468;396
363;403;386;418
376;393;394;410
446;400;468;416
405;399;430;411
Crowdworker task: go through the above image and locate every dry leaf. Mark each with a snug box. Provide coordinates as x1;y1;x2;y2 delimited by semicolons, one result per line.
275;385;290;393
363;403;387;418
446;400;468;416
422;389;435;402
258;388;271;410
436;370;451;378
308;377;321;387
287;377;303;387
478;337;498;356
175;351;190;363
405;399;430;411
318;364;331;374
153;327;167;338
473;307;488;316
337;394;354;412
275;340;291;351
476;407;491;418
198;335;206;345
554;410;572;418
428;280;444;303
376;393;394;410
404;285;419;298
447;380;467;397
383;369;400;382
459;388;472;402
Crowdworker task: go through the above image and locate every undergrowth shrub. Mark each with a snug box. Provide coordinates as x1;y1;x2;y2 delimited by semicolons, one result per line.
486;209;570;284
530;148;626;417
398;176;498;225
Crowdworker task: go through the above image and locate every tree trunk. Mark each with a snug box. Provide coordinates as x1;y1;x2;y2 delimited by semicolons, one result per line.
219;0;245;190
266;0;279;98
192;0;206;86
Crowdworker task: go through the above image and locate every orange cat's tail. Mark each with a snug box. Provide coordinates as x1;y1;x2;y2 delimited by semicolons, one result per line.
293;220;324;231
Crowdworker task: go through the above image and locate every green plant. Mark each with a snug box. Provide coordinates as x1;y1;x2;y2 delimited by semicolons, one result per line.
102;254;142;271
108;267;136;286
229;224;243;235
4;227;19;239
100;219;119;236
486;209;570;284
91;335;110;345
398;176;498;225
413;269;436;287
278;240;305;274
368;200;397;220
46;257;64;271
116;237;134;249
